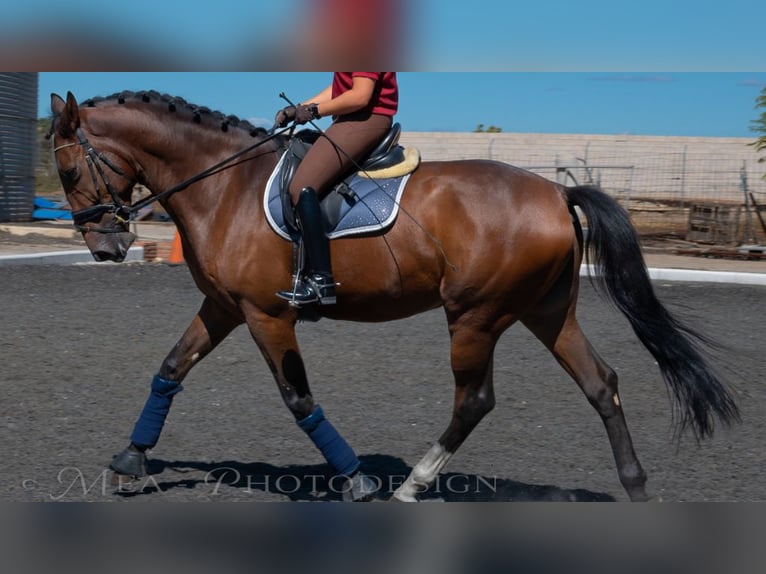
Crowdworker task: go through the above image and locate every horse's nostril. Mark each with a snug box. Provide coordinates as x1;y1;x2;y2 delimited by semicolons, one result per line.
91;250;124;262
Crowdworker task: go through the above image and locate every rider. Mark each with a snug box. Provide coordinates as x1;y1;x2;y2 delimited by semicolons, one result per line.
274;72;399;306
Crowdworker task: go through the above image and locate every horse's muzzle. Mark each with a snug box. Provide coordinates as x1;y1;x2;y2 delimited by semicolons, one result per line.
86;230;137;262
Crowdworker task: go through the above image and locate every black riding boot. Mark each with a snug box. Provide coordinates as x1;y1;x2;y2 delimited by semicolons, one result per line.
277;188;337;305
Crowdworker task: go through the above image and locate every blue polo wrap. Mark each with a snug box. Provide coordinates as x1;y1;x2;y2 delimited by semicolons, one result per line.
296;405;360;477
130;374;183;449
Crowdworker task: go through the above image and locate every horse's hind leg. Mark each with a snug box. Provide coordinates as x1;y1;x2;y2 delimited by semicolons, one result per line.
393;318;497;502
110;297;241;477
522;307;649;501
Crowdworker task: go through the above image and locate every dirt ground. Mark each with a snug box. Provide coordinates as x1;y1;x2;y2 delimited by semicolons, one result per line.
0;263;763;502
0;228;83;248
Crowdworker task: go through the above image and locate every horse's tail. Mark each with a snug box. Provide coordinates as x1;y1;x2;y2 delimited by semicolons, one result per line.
565;185;740;440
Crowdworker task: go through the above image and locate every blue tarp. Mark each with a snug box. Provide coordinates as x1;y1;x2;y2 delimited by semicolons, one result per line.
32;197;72;220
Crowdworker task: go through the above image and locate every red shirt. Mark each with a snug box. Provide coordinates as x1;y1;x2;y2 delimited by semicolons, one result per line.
332;72;398;117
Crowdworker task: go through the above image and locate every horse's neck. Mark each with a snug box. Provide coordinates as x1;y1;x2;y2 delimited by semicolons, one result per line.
138;124;277;246
140;122;232;195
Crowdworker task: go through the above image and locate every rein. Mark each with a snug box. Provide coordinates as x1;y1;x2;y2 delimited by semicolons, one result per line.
55;126;290;234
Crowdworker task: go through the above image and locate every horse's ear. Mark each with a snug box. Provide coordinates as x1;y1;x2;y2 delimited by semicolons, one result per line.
50;93;65;116
51;91;81;137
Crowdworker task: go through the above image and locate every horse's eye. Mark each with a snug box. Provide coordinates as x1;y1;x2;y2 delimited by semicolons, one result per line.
60;167;79;182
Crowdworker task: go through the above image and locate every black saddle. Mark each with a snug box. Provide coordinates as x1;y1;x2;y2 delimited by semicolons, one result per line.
278;124;406;232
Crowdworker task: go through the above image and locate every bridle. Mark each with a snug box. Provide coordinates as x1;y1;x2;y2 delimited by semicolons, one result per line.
54;127;133;234
54;125;290;235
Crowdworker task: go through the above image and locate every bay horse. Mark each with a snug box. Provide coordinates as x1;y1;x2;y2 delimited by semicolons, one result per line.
49;90;739;502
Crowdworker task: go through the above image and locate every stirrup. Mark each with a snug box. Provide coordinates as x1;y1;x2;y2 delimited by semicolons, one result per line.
307;274;337;305
276;275;337;306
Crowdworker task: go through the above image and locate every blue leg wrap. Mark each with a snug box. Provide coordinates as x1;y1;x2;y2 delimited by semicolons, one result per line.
297;405;360;477
130;374;183;449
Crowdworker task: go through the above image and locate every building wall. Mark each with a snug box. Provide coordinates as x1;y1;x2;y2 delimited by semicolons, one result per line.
0;72;38;222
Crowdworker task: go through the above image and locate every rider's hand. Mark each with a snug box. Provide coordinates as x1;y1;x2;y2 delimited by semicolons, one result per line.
274;105;296;127
293;104;320;125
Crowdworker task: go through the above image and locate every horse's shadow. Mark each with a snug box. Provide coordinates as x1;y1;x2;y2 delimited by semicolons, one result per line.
115;454;614;501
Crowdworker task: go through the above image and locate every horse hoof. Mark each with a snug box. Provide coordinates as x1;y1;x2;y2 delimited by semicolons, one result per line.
342;471;378;502
109;447;148;478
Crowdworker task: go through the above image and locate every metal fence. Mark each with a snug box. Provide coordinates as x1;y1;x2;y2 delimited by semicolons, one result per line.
400;132;766;245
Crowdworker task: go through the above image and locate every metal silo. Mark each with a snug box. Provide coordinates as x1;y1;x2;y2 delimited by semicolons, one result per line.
0;72;38;221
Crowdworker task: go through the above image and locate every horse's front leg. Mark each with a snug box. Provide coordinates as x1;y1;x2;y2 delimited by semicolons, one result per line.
110;297;242;477
244;308;377;501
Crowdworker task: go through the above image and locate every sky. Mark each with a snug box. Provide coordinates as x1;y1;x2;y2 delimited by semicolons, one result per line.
39;72;766;138
18;0;766;138
6;0;765;70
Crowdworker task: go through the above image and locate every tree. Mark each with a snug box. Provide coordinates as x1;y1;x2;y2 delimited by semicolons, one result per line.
751;86;766;179
35;117;63;197
473;123;503;133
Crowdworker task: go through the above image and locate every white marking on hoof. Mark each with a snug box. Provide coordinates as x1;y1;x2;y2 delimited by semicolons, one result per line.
393;443;453;502
613;393;621;406
391;491;418;503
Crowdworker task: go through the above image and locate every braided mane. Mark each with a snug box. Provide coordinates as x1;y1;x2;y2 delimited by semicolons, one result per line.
81;90;268;137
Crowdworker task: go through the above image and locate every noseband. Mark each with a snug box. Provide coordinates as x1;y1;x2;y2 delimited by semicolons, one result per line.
54;128;132;234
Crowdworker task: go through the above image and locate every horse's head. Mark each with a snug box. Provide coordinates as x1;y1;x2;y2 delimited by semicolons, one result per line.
50;92;138;262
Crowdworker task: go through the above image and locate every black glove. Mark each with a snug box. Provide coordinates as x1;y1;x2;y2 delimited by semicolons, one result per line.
294;103;320;125
274;105;296;127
